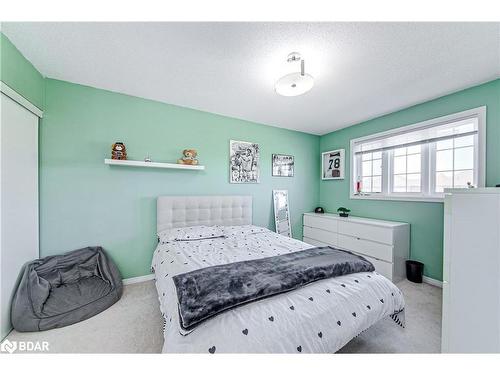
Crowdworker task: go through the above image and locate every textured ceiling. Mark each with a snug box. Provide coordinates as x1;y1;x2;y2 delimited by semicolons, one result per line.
2;22;499;135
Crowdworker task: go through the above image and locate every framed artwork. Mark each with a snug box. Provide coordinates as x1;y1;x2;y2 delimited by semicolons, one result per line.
322;149;345;180
229;140;260;183
272;154;294;177
272;190;292;238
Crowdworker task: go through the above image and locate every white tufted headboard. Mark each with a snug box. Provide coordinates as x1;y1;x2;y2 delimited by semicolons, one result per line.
157;195;252;233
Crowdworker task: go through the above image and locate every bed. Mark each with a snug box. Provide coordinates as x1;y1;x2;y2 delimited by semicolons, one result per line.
152;195;405;353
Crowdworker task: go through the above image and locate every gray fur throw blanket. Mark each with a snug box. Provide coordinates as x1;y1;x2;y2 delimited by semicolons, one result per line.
173;246;374;330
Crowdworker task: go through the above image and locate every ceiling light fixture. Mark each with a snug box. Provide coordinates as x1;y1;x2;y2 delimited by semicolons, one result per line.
275;52;314;97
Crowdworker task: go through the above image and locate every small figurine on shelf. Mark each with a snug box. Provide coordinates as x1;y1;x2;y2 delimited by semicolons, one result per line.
177;149;199;165
111;142;127;160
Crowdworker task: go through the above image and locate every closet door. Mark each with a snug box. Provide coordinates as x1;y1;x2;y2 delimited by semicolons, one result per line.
0;92;39;340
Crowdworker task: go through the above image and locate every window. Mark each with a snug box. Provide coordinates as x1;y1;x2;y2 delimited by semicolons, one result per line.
391;145;422;193
359;151;382;193
434;129;475;192
350;107;485;202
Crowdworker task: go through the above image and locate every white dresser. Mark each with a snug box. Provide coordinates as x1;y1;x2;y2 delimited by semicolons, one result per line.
303;213;409;282
442;188;500;353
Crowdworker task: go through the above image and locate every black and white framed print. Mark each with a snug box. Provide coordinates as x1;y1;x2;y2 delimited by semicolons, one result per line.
322;149;345;180
272;154;294;177
230;140;260;183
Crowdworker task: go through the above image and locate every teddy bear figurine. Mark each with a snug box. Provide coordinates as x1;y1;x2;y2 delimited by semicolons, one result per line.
111;142;127;160
177;149;198;165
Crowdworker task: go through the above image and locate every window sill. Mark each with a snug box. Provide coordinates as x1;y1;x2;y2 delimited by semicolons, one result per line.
349;193;444;203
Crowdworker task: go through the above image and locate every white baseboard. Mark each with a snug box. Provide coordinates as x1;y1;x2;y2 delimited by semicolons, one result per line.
122;273;155;285
422;276;443;288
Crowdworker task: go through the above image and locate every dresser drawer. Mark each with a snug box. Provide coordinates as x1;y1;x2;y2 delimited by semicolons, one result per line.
303;226;338;247
338;221;394;245
360;253;393;280
338;233;393;262
302;236;329;247
303;215;338;233
303;237;393;280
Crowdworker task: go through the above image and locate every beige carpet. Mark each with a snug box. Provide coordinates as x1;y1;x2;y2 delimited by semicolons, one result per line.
339;279;442;353
5;279;441;353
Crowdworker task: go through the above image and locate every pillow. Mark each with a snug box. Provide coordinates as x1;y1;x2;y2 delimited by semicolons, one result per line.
222;225;270;237
158;225;225;244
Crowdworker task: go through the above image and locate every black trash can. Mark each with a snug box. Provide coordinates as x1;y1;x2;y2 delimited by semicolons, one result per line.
406;260;424;283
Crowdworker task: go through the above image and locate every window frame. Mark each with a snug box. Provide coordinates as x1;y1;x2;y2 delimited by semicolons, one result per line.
349;106;486;203
430;134;479;194
389;144;424;195
357;151;383;194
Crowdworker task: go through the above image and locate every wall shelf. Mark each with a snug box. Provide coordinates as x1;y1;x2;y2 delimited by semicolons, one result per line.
104;159;205;170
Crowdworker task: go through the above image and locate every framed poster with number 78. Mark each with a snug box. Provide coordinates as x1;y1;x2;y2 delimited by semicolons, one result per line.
321;149;345;180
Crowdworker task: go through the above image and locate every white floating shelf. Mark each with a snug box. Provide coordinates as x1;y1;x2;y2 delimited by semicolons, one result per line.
104;159;205;170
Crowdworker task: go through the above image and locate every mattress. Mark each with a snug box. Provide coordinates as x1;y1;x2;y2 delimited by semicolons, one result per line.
151;226;405;353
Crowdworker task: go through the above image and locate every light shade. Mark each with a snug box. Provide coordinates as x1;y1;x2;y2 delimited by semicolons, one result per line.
275;72;314;96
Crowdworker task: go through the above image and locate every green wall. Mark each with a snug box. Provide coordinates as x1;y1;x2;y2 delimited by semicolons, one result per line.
0;32;45;109
319;79;500;281
40;79;320;278
3;30;498;282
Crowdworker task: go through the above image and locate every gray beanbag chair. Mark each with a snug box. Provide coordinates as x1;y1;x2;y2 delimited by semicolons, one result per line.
11;246;122;332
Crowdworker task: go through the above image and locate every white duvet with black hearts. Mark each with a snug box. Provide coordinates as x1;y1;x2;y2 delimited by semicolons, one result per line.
151;226;405;353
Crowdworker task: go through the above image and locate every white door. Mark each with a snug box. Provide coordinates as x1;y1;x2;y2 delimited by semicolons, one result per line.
0;92;39;340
